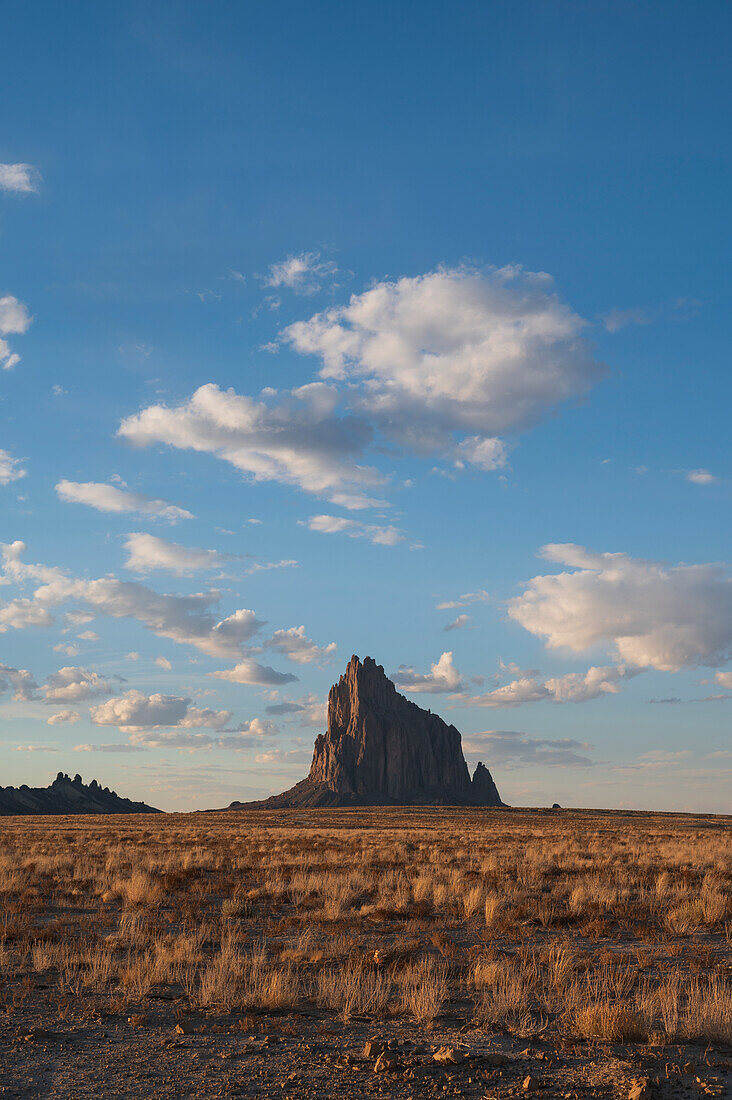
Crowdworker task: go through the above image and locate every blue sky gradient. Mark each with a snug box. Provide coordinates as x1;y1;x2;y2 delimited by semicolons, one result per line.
1;1;730;811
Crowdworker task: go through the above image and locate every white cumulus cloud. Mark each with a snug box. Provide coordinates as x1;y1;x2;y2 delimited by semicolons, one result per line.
468;665;636;708
117;382;382;509
285;266;605;460
0;541;264;658
123;533;229;575
211;659;298;686
686;469;717;485
264;626;336;664
391;651;464;694
44;666;114;704
47;710;81;725
91;690;231;732
509;544;732;672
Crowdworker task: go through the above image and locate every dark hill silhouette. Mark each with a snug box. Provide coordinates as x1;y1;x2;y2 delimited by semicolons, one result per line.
0;772;160;815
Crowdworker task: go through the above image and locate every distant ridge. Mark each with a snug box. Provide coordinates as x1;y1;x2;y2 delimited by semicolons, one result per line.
0;772;161;816
229;654;504;809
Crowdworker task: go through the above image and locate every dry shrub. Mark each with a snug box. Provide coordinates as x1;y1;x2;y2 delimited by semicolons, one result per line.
411;875;433;903
315;962;391;1021
1;806;729;1049
544;941;577;995
484;895;504;929
471;956;504;989
473;960;532;1029
681;975;732;1044
279;927;323;965
117;952;155;1002
221;896;251;919
643;971;732;1045
241;943;300;1010
572;1003;648;1042
397;956;447;1023
112;871;163;908
462;884;484;919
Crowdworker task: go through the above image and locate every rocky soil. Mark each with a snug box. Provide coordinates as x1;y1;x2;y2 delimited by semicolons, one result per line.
2;1001;730;1098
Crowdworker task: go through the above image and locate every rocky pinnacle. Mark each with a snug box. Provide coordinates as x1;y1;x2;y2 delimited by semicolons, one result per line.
230;655;504;808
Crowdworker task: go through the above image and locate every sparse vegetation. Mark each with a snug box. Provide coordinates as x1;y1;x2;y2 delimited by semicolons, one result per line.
0;806;730;1096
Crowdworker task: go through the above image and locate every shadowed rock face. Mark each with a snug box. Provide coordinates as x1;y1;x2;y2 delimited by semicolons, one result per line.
0;773;161;816
230;655;504;809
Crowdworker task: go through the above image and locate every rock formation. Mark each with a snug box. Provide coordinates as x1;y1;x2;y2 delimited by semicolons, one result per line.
0;772;161;816
230;655;504;808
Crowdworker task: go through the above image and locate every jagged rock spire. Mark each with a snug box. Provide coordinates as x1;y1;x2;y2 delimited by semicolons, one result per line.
230;655;504;809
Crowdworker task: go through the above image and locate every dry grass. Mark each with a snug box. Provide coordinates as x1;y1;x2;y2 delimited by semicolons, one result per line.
0;805;729;1052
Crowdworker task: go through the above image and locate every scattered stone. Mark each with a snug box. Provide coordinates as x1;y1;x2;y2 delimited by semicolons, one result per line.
523;1075;540;1093
374;1051;401;1073
628;1080;651;1100
175;1021;195;1035
433;1047;465;1065
363;1039;385;1058
18;1028;57;1042
482;1053;509;1066
127;1015;147;1028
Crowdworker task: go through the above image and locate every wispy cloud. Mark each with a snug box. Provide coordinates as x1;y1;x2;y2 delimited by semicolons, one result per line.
123;533;231;575
467;665;637;708
0;295;32;370
263;626;336;665
264;251;338;295
685;468;717;485
435;590;489;611
57;481;194;522
600;297;700;333
305;514;406;546
443;614;470;632
0;448;26;485
462;728;596;769
0;163;41;194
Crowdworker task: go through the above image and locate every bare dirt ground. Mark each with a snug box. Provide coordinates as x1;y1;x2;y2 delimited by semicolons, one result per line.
0;807;730;1099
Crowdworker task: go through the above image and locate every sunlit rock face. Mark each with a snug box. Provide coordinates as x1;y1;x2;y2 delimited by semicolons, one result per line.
230;655;504;809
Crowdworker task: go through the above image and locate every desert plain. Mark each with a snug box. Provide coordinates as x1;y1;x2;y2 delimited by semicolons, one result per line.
0;806;730;1099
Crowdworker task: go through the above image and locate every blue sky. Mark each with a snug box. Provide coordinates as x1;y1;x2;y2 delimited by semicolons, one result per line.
1;1;730;812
